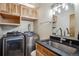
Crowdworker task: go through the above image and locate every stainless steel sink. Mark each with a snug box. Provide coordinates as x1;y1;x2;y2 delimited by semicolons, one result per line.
44;41;77;55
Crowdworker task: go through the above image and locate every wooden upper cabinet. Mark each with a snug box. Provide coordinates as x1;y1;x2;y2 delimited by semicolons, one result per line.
16;4;21;16
0;3;6;12
21;5;38;19
0;3;21;26
21;5;29;17
10;3;17;15
10;3;21;16
28;8;38;17
0;3;38;20
28;8;33;17
32;8;38;18
0;3;21;16
0;3;10;13
29;8;38;18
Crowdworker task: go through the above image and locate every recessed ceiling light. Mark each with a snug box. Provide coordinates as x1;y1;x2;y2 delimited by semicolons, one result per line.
52;12;55;15
62;3;66;8
58;8;61;13
65;5;69;10
54;7;57;12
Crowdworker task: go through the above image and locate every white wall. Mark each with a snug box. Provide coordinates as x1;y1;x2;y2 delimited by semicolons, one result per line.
75;3;79;39
0;20;34;38
55;9;74;36
18;20;34;32
37;4;53;40
37;3;75;40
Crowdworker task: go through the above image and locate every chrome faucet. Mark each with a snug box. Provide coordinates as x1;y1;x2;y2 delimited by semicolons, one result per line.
56;28;62;36
59;28;66;43
66;28;70;36
59;28;63;43
59;28;62;36
56;28;64;43
64;28;70;36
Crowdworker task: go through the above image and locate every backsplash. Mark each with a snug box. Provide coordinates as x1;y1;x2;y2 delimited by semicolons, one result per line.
0;20;34;38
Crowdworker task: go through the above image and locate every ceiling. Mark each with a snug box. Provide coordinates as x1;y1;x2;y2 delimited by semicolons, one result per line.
29;3;53;8
30;3;75;10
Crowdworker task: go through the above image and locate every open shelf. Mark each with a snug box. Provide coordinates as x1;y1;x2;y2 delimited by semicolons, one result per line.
0;13;20;26
21;16;38;21
0;23;20;26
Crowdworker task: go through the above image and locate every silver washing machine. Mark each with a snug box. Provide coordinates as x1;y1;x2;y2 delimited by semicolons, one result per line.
24;31;39;56
3;31;25;56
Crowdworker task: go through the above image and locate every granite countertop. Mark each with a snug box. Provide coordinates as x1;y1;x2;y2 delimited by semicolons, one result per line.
36;40;79;56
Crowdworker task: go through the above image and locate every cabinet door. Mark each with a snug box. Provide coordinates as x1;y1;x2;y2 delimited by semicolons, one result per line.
10;3;21;16
32;8;37;18
21;5;29;17
28;8;38;18
0;3;10;13
10;3;17;15
29;8;33;17
0;3;7;12
36;51;44;56
6;3;11;13
16;4;21;16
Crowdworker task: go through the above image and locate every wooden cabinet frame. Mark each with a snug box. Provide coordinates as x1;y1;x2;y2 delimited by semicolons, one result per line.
0;3;38;25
